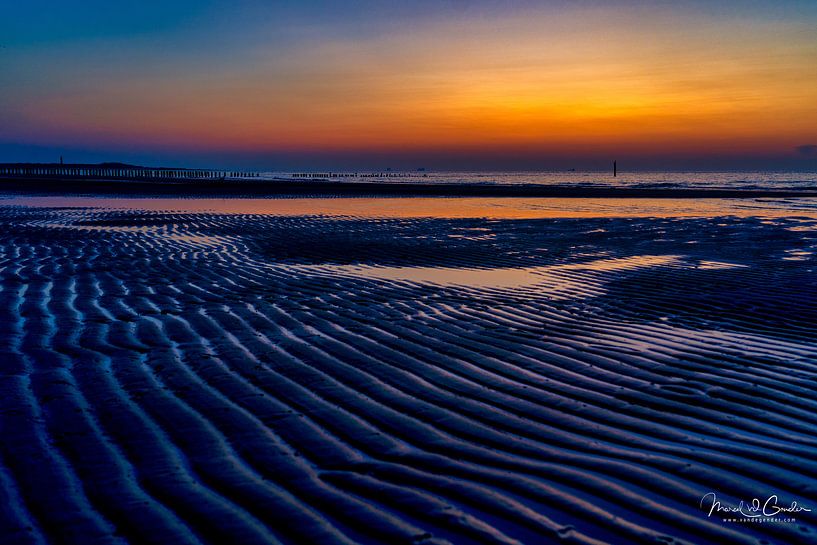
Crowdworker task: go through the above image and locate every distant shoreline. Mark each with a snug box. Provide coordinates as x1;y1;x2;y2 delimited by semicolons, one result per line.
3;176;817;198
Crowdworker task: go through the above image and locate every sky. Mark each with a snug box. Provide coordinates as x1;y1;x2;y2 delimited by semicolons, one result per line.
1;0;817;170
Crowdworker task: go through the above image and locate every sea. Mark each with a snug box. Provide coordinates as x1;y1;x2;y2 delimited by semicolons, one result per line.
257;170;817;191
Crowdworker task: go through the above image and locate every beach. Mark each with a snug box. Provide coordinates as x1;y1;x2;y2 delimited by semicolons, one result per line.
1;194;816;545
2;174;817;199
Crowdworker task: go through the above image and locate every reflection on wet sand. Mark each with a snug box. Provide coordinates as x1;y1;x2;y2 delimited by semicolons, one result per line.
297;255;683;291
0;198;815;545
5;195;817;219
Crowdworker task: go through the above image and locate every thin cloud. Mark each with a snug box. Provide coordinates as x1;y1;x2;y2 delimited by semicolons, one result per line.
796;144;817;155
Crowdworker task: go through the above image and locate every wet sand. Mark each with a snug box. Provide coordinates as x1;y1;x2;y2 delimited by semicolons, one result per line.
3;175;817;198
1;196;816;545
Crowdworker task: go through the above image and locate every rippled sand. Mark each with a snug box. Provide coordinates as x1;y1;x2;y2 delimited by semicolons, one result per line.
0;197;815;545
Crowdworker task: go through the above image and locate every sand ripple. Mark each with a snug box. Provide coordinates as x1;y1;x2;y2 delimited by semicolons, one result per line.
0;205;816;544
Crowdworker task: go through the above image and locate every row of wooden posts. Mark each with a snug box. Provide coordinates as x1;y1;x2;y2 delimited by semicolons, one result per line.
291;172;414;178
0;165;260;180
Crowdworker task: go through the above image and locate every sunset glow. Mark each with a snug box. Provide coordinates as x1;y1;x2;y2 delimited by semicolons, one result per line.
2;1;817;169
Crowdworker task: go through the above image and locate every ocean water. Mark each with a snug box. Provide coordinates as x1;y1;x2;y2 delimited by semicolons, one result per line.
260;170;817;190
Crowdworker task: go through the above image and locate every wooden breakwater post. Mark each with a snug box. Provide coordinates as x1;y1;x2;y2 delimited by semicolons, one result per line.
0;163;263;181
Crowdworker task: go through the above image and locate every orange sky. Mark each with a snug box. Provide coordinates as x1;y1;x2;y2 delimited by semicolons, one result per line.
2;2;817;168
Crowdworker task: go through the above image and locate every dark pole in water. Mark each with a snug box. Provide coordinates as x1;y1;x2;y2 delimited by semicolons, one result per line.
613;160;617;177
